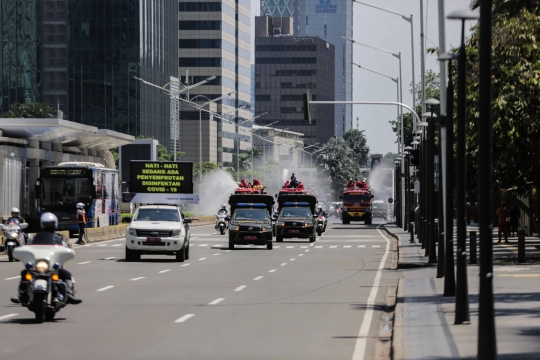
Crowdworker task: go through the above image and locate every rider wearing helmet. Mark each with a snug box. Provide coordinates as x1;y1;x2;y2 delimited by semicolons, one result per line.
215;204;229;230
12;213;82;305
315;204;328;232
76;203;86;245
6;207;28;243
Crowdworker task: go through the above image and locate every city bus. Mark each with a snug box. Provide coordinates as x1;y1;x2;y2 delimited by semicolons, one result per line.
36;162;119;236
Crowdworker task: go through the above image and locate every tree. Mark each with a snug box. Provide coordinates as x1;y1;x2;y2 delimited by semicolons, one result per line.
343;129;370;167
464;8;540;233
3;103;54;118
471;0;540;16
317;137;357;197
193;162;219;178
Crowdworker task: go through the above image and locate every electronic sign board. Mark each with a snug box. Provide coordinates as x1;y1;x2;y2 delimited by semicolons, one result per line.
130;161;193;194
41;168;91;178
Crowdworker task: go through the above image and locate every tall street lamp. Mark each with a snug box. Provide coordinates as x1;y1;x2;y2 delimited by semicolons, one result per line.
438;51;458;296
447;8;479;326
424;99;440;264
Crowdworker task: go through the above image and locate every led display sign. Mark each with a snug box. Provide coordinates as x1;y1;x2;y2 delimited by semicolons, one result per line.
130;161;193;194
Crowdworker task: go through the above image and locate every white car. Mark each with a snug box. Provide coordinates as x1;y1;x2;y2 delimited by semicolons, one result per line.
125;205;190;262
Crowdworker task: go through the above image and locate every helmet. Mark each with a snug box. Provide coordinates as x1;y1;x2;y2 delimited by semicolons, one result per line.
77;203;84;209
221;204;227;209
11;207;19;216
40;212;58;230
317;204;323;210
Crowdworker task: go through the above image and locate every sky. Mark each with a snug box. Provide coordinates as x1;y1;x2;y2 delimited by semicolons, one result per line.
251;0;476;155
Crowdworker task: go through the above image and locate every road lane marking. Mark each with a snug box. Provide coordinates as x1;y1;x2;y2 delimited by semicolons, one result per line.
199;244;208;247
301;246;308;248
225;250;231;252
112;244;122;247
105;257;115;260
330;246;337;248
235;285;247;291
315;246;323;248
298;254;304;256
78;261;91;265
372;245;380;248
97;244;108;247
209;298;225;305
352;226;391;360
158;270;170;274
175;314;195;323
290;258;295;261
344;246;352;248
305;250;310;252
0;314;18;321
274;246;280;248
214;253;220;256
181;264;191;267
4;276;19;280
131;277;145;281
269;269;276;273
253;276;263;280
286;246;294;248
280;263;287;266
96;286;114;292
358;245;366;248
199;258;207;261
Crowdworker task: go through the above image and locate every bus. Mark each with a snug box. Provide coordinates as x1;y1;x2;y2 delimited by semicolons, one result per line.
36;162;119;236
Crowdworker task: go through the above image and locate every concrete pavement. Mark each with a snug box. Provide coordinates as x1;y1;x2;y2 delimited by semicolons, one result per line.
0;218;398;360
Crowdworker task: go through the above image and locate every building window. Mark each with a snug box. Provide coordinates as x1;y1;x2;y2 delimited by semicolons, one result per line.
255;57;317;65
255;95;271;101
179;2;222;11
178;58;222;67
179;21;221;30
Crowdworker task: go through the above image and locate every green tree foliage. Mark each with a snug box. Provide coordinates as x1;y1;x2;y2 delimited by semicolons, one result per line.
317;137;357;197
193;162;219;178
3;103;54;118
471;0;540;16
464;8;540;232
343;129;370;166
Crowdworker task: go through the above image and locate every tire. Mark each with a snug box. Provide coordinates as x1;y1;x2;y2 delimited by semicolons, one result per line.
342;219;350;225
309;233;316;242
276;235;283;242
365;218;372;225
317;228;322;236
8;248;14;262
267;241;273;250
33;293;46;324
185;239;190;260
229;241;234;250
45;308;56;321
125;247;140;262
176;243;186;262
219;226;225;235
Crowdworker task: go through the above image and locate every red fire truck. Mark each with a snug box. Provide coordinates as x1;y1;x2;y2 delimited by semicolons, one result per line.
340;181;374;225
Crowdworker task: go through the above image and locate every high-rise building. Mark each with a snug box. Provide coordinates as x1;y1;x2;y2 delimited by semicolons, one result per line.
254;16;335;146
261;0;295;17
177;0;252;168
296;0;353;137
0;0;177;148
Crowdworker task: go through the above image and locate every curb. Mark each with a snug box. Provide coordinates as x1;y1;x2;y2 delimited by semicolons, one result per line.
391;278;405;360
374;283;398;360
381;226;399;270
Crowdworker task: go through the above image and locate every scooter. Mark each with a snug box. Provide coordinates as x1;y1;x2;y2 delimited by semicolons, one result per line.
13;245;76;323
0;222;28;262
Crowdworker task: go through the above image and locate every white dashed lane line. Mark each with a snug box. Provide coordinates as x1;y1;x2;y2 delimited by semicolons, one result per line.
358;245;366;248
181;264;191;267
174;314;195;323
253;276;263;280
131;277;145;281
96;286;114;292
290;258;296;261
208;298;225;305
298;254;304;256
112;244;123;247
4;276;19;280
214;253;220;256
235;285;247;292
199;258;207;261
158;270;170;274
105;257;115;260
78;261;91;265
280;263;287;266
0;314;18;321
269;269;276;273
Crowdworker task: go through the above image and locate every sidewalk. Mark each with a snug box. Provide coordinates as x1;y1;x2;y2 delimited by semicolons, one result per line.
387;223;540;359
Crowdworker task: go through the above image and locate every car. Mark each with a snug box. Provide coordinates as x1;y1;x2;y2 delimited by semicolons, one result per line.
372;200;386;218
275;200;317;243
125;205;192;262
228;195;274;250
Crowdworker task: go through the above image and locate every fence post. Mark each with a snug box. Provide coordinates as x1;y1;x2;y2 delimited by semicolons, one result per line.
469;231;477;264
518;230;526;263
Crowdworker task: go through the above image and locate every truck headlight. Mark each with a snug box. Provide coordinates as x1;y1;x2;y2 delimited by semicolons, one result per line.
128;229;137;236
36;261;49;273
172;229;181;237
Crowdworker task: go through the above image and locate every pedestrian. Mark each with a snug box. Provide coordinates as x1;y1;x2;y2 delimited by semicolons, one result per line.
496;201;509;244
76;203;86;245
509;204;520;237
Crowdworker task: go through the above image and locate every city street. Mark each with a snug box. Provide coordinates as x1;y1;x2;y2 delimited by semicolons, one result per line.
0;217;397;360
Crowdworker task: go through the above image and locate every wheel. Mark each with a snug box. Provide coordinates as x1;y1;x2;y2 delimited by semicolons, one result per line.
276;235;283;242
309;233;316;242
33;293;46;324
365;218;372;225
185;239;190;260
267;241;273;250
45;308;56;321
125;247;140;262
8;248;14;262
229;241;235;250
342;219;350;225
220;227;225;235
317;228;322;236
176;243;186;262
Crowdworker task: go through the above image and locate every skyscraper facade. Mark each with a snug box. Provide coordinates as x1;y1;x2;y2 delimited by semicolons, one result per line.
177;0;252;167
296;0;353;137
261;0;295;17
0;0;178;148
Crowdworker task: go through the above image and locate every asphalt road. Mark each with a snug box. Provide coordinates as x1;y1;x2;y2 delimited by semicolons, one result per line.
0;217;397;360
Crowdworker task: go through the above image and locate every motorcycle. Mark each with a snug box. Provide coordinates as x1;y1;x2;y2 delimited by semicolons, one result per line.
0;221;28;262
216;214;228;235
316;215;327;236
13;245;75;323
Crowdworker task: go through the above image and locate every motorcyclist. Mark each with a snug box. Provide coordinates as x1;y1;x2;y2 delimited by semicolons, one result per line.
215;204;229;230
315;204;328;232
11;213;82;305
6;207;28;244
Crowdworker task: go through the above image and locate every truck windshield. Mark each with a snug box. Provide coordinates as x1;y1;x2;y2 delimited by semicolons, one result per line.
41;177;93;206
343;193;370;202
134;209;180;222
233;209;269;221
279;207;312;219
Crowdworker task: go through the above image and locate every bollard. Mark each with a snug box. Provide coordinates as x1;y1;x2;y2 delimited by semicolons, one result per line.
518;230;526;263
410;222;415;243
470;231;477;264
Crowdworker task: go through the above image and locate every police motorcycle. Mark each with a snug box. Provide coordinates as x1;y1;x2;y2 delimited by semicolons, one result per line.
216;214;228;235
315;205;328;236
0;219;28;262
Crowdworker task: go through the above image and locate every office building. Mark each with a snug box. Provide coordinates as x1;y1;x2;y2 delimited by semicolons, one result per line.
254;16;335;146
177;0;252;168
296;0;353;137
0;0;177;148
261;0;295;17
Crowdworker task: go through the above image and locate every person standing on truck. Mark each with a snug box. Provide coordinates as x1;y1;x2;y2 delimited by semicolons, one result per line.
76;203;86;245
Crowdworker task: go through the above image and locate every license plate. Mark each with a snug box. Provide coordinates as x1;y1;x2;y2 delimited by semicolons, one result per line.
146;237;161;242
245;235;257;240
289;230;300;234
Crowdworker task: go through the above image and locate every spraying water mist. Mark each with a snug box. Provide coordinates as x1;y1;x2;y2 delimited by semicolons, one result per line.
199;169;238;215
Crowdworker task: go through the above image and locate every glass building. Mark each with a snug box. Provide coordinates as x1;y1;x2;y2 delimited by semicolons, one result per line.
177;0;252;168
0;0;178;149
261;0;295;17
